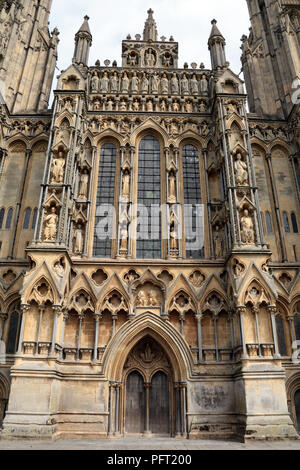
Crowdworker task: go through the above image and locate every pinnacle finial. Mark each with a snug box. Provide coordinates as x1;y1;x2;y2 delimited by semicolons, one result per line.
143;8;158;41
84;15;90;21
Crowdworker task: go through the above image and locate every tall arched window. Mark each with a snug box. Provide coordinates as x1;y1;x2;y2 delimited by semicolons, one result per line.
93;143;117;258
6;305;21;354
5;208;13;230
23;208;31;230
291;213;299;233
265;211;273;233
283;212;290;233
136;136;161;259
0;209;4;229
275;315;287;356
182;144;204;259
294;314;300;342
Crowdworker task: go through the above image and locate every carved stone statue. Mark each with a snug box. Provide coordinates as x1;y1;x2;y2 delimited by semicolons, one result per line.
91;72;99;93
240;209;255;244
149;289;159;306
78;169;89;199
106;99;114;111
213;225;224;259
131;71;139;93
185;101;193;113
190;75;199;95
200;75;208;94
168;171;176;203
121;170;130;199
172;101;180;112
110;72;119;93
141;73;149;94
170;225;178;251
120;224;128;252
137;290;147;306
100;72;109;93
133;100;140;111
121;72;129;93
146;100;153;112
44;207;58;241
145;49;156;67
151;73;159;94
161;74;169;94
181;73;189;94
171;73;179;94
50;151;65;184
73;223;84;254
234;153;248;186
160;100;167;112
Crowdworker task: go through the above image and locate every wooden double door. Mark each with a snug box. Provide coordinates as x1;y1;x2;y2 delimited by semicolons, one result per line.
125;370;170;435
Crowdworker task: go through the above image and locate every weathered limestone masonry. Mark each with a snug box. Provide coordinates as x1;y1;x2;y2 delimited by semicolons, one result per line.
0;0;300;442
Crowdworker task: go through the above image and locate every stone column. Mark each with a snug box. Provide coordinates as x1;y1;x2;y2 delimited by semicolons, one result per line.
180;383;187;437
77;314;84;360
144;382;151;435
195;314;203;363
35;305;45;355
111;313;118;338
17;304;30;354
237;306;247;358
268;306;280;359
175;383;182;437
179;313;185;336
252;306;262;357
50;305;61;355
108;382;115;436
60;311;69;359
93;313;102;361
114;383;121;436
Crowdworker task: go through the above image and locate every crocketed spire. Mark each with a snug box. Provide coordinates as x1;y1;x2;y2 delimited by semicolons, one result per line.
143;8;158;41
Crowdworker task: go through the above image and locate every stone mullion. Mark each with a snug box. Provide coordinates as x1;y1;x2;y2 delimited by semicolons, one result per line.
237;306;247;358
268;306;280;359
289;154;300;206
117;146;126;258
179;313;185;336
196;314;203;363
60;311;69;359
76;314;84;360
34;97;58;242
218;100;237;246
108;382;115;436
265;153;287;262
230;312;235;354
35;305;45;354
50;306;61;356
287;316;296;351
83;146;96;255
213;317;219;362
144;382;151;435
203;147;214;258
253;307;262;357
93;313;102;362
165;147;171;257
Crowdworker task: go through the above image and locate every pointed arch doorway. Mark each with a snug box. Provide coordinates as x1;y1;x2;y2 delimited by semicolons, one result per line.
123;337;175;437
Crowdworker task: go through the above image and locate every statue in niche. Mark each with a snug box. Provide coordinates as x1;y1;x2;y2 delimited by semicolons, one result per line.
213;225;224;259
121;169;130;200
200;75;208;94
149;289;159;306
181;73;189;94
50;150;65;184
93;99;101;111
141;73;149;94
161;73;169;94
233;260;245;278
120;100;127;111
145;49;156;67
234;153;248;186
170;121;179;135
110;72;119;93
131;71;139;93
171;73;179;94
78;169;89;199
151;73;159;94
190;74;199;95
73;222;84;254
121;121;130;134
133;100;140;111
121;72;129;93
170;225;178;251
106;99;114;111
91;72;99;93
185;101;193;113
128;52;138;66
160;100;167;112
240;209;255;244
44;207;58;242
100;72;109;93
120;223;128;252
136;290;147;306
199;101;207;112
168;171;177;203
172;101;180;112
147;100;153;112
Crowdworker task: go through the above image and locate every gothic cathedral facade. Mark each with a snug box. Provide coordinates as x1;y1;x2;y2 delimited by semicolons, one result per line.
0;0;300;441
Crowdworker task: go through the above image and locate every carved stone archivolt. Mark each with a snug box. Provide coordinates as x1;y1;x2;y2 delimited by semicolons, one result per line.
124;337;170;380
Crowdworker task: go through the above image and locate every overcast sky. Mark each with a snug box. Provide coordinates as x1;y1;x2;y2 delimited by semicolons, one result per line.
49;0;251;77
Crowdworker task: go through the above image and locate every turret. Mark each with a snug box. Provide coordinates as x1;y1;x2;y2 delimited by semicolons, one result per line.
208;19;227;70
73;15;92;66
